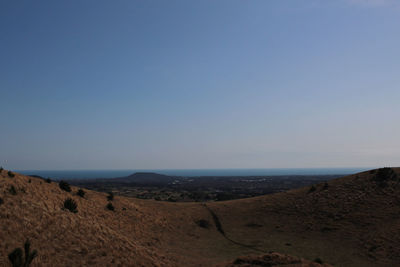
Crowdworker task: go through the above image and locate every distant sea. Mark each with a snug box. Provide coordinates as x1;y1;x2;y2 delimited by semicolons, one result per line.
17;168;372;180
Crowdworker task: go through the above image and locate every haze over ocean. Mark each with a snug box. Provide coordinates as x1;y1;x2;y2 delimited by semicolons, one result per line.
18;168;370;179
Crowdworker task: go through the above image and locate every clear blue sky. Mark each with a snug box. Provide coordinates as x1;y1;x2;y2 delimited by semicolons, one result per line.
1;0;399;170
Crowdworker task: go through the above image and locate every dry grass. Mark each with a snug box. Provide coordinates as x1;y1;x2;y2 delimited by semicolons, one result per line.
1;168;399;266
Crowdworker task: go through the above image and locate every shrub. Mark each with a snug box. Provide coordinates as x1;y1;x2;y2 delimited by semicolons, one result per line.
0;197;3;205
59;180;71;192
45;178;52;183
28;179;31;183
373;167;397;187
322;182;329;190
9;186;17;195
107;192;114;201
0;166;3;172
8;171;15;178
63;198;78;213
314;258;323;264
77;189;85;198
106;202;115;211
308;185;316;193
8;239;38;267
195;219;210;229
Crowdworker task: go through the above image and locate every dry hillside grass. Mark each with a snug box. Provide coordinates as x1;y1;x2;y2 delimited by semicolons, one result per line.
1;168;399;266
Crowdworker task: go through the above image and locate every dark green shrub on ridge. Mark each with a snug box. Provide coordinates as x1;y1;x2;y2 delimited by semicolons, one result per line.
107;192;114;201
106;202;115;211
59;180;71;192
314;258;323;264
8;171;15;178
45;178;51;183
8;239;38;267
322;182;329;190
9;185;17;195
63;198;78;213
308;185;316;193
77;189;85;198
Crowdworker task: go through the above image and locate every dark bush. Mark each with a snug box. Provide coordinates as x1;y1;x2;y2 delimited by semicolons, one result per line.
195;219;210;229
107;192;114;201
0;197;3;205
28;179;31;183
308;185;316;193
322;182;329;190
8;239;38;267
77;189;85;198
314;258;323;264
373;167;397;187
8;171;15;178
45;178;51;183
59;180;71;192
106;202;114;211
0;166;3;172
9;185;17;195
63;198;78;213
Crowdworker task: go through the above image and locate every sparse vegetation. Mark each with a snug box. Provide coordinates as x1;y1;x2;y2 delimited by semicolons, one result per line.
63;198;78;213
8;171;15;178
8;239;38;267
106;202;115;211
9;185;17;195
107;192;114;201
59;180;71;192
45;178;51;183
77;189;85;198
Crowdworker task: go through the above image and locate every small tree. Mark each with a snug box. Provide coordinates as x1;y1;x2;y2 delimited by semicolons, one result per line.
8;171;15;178
9;185;17;195
8;239;38;267
107;192;114;201
77;189;85;198
63;198;78;213
45;178;52;183
106;202;115;211
59;180;71;192
0;166;3;172
308;185;316;193
322;182;329;190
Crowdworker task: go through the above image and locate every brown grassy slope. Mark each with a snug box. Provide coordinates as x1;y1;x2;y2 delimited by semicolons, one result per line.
0;170;227;266
208;168;400;267
1;168;399;266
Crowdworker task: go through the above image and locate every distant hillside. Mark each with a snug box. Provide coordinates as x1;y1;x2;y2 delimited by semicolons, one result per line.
1;167;400;266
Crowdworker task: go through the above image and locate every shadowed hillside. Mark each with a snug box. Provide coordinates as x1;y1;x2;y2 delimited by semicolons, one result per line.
1;168;399;266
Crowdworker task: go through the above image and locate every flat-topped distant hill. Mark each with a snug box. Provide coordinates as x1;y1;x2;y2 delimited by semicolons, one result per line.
1;167;400;266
